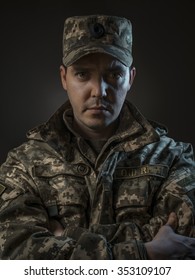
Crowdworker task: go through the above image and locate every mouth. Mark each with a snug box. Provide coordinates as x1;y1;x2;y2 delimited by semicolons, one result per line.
86;106;110;114
88;106;108;111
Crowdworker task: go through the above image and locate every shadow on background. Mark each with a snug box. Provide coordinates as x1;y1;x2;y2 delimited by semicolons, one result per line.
0;0;195;164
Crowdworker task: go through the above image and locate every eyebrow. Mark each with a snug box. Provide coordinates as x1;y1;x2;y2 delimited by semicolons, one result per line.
71;64;126;72
71;64;94;71
108;65;126;71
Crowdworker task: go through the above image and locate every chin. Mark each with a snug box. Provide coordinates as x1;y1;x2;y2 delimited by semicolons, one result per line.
87;123;107;130
86;118;109;128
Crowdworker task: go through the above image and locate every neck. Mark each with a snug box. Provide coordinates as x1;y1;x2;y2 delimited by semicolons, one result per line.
73;119;119;140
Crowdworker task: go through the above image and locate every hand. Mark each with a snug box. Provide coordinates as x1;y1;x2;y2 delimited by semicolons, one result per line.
145;212;195;259
49;219;64;236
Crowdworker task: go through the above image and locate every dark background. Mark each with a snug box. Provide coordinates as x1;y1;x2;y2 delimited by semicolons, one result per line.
0;0;195;164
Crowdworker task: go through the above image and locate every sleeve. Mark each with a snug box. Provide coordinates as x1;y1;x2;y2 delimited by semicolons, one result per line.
0;154;112;260
0;149;148;260
0;176;147;260
142;142;195;239
0;186;115;260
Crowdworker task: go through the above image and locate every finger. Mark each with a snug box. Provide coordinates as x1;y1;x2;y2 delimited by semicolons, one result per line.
166;212;177;230
50;219;64;236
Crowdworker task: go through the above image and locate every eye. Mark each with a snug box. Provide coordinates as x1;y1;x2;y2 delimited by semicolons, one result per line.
112;72;122;79
74;70;91;81
108;71;123;81
75;71;87;79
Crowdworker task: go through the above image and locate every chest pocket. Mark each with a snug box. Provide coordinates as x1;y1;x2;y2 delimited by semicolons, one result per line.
33;164;89;227
113;164;169;222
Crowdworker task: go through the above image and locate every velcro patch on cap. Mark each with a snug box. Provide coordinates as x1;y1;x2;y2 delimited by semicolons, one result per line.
0;183;6;196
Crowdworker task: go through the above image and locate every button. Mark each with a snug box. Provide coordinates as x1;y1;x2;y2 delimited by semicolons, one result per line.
76;164;90;176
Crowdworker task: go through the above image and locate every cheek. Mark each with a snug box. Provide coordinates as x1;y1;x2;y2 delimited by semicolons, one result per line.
66;84;89;114
66;80;80;93
67;81;90;100
112;78;129;98
114;87;128;104
115;94;127;112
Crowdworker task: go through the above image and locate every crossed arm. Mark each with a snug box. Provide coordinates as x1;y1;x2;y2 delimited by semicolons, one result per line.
51;212;195;260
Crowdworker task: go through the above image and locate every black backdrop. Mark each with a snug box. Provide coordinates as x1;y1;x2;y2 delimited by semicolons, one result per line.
0;0;195;164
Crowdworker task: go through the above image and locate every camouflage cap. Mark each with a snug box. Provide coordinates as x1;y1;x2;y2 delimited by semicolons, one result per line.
62;15;133;67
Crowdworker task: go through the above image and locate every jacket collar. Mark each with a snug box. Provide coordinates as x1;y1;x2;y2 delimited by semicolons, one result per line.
26;100;167;156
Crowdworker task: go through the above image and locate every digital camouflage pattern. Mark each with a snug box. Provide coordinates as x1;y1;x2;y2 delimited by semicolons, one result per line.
62;15;133;67
0;100;195;259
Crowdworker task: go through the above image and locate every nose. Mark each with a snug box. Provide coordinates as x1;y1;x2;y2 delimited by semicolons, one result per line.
91;77;107;98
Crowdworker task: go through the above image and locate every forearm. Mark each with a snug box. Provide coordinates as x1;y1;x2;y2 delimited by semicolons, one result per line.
0;212;113;260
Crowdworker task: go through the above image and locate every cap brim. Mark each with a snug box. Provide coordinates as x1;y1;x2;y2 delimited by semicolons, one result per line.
63;44;133;67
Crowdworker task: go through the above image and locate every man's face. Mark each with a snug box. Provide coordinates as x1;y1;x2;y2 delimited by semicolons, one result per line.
60;53;134;138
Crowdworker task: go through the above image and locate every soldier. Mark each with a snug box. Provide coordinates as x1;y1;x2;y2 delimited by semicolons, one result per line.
0;14;195;259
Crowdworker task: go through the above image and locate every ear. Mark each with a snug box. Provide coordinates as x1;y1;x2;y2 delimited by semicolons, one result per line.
60;65;67;90
129;66;136;86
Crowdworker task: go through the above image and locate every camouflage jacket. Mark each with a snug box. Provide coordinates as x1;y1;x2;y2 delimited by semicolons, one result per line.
0;100;195;260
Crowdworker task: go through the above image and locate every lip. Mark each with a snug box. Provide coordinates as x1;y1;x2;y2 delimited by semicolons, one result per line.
86;106;110;114
88;106;108;111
